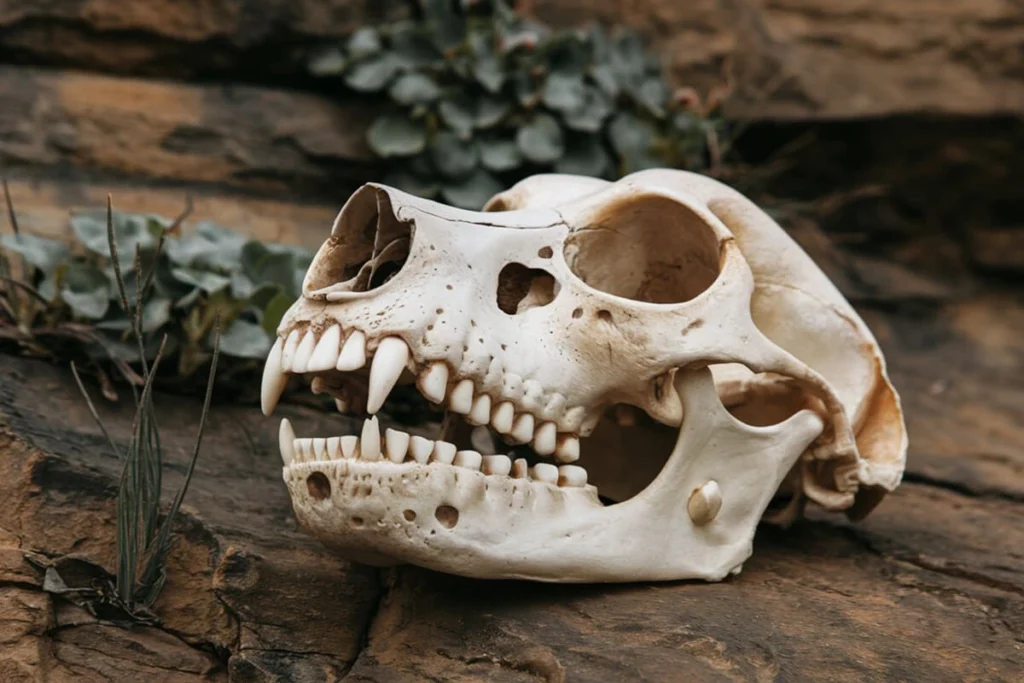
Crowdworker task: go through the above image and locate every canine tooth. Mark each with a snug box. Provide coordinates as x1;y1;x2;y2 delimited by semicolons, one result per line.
418;363;449;403
430;441;457;464
687;480;722;526
532;422;557;455
470;426;496;454
261;338;288;416
554;435;580;463
481;455;511;476
510;414;534;444
307;325;341;372
557;465;587;487
448;379;474;414
312;437;328;461
492;401;515;433
385;428;410;463
360;417;381;461
511;458;529;478
291;329;317;373
278;418;296;466
327;436;342;459
340;435;359;458
531;463;558;484
335;397;350;413
281;328;301;370
336;330;367;371
467;394;491;426
454;450;482;470
409;436;433;463
367;337;410;414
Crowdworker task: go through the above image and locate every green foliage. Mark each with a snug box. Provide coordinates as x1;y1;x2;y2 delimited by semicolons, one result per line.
307;0;720;209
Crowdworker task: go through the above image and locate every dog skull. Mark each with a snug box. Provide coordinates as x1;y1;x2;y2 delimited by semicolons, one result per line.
261;170;907;583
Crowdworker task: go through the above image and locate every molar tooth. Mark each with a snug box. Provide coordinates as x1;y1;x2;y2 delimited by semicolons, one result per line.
430;441;457;465
511;458;529;479
306;324;341;372
291;329;317;373
454;450;482;470
448;379;474;414
510;413;535;444
367;337;410;414
385;428;410;464
481;455;511;476
470;426;496;454
688;481;722;526
467;394;491;426
340;435;358;459
278;418;296;466
418;363;449;404
557;465;587;487
532;421;557;456
491;401;515;433
409;436;433;463
360;417;381;461
554;435;580;463
327;436;341;460
531;463;558;484
261;338;288;416
281;328;301;370
336;330;367;371
312;437;328;461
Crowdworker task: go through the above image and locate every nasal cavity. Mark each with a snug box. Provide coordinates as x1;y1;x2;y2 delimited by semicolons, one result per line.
304;187;414;294
496;263;558;315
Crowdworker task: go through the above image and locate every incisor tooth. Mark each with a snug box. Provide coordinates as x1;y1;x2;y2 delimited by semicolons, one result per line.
367;337;409;414
336;330;367;371
532;422;557;455
449;379;474;414
492;401;515;433
360;417;381;461
467;394;491;426
327;436;341;459
291;330;317;373
312;437;327;461
511;458;528;478
281;328;301;370
557;465;587;487
294;439;310;462
278;418;296;465
481;455;511;476
554;435;580;463
261;338;288;416
307;325;341;372
430;441;456;464
454;450;482;470
340;435;358;458
531;463;558;484
418;363;449;404
385;428;410;463
409;435;433;463
510;413;534;444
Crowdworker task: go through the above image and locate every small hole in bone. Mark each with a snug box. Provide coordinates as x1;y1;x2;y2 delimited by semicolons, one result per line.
572;307;583;319
434;505;460;529
351;516;365;527
403;509;416;522
538;246;553;258
436;308;444;315
597;310;612;323
306;472;331;501
496;263;559;315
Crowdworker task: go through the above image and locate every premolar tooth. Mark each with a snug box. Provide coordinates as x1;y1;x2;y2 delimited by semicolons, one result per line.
418;363;449;404
360;417;381;461
510;414;534;444
336;331;367;371
385;428;410;463
261;338;288;416
340;435;358;458
307;325;341;372
291;330;317;373
481;455;511;476
327;436;341;460
532;422;557;455
557;465;587;487
430;441;457;464
454;450;482;470
492;402;515;433
554;435;580;463
278;418;296;465
367;337;410;414
531;463;558;484
281;328;301;370
409;436;433;463
470;426;496;454
448;379;474;414
467;394;491;425
312;437;327;461
334;397;350;413
511;458;529;478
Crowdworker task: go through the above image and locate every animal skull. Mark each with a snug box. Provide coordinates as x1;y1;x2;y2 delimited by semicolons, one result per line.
261;170;907;583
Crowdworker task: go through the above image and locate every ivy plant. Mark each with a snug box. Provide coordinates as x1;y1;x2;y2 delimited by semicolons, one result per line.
308;0;719;209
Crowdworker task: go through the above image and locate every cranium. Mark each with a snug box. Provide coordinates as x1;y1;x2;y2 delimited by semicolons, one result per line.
261;170;907;583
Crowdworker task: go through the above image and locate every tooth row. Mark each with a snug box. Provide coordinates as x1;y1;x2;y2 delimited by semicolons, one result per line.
279;418;588;486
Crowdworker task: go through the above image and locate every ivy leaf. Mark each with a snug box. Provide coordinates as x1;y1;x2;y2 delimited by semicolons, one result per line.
556;135;611;177
439;96;475;138
608;112;660;172
441;170;505;210
632;76;667;118
590;63;619;97
261;291;293;336
308;46;347;76
389;73;441;105
367;115;427;157
423;0;467;51
61;264;111;320
479;137;522;172
542;71;586;113
474;55;505;93
430;132;478;178
344;52;402;92
171;267;231;294
241;242;298;294
475;97;509;129
348;27;382;59
516;114;564;164
96;299;171;333
392;22;442;67
383;171;441;199
0;234;69;274
71;211;161;264
219;319;272;359
562;85;613;132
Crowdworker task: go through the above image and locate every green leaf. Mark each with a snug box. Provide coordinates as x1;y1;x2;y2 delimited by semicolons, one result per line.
261;291;293;336
308;46;347;76
344;52;402;92
383;170;441;199
219;319;272;359
367;115;427;157
0;234;69;274
97;299;171;333
430;132;478;178
474;55;505;93
590;64;619;97
62;288;107;320
441;170;505;210
479;137;522;172
348;27;382;59
516;114;564;164
423;0;467;51
608;112;660;172
475;97;509;129
391;22;442;67
562;85;613;132
438;97;475;138
171;267;231;294
542;71;586;113
389;73;441;105
556;135;611;177
513;68;540;107
61;263;111;319
71;211;161;264
632;76;667;118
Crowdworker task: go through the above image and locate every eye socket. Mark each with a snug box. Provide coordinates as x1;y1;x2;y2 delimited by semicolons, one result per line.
496;263;559;315
563;194;720;303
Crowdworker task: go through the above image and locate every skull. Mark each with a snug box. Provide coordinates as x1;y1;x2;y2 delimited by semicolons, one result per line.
261;170;907;583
